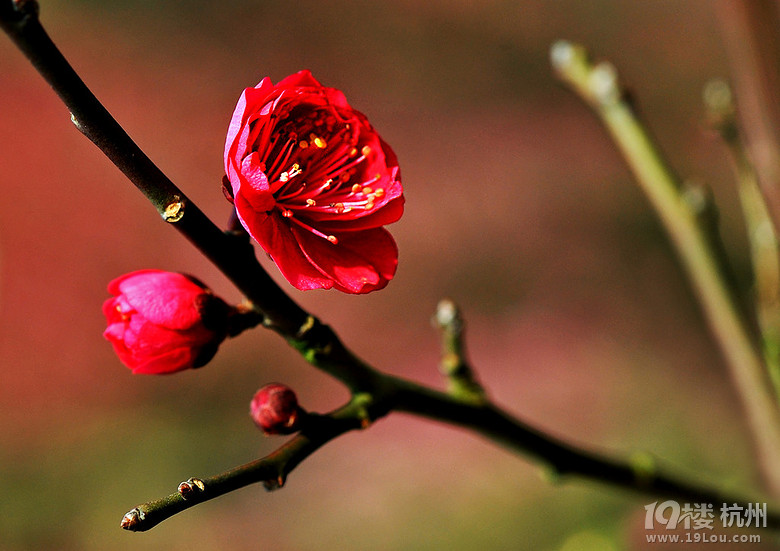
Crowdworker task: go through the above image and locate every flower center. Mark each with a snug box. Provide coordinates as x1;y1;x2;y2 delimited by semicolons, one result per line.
252;108;387;245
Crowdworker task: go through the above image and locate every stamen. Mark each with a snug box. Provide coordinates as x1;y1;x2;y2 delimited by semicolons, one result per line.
115;304;131;321
361;145;371;156
282;209;294;218
286;214;341;244
374;188;385;198
309;133;328;149
266;138;298;183
362;186;373;194
306;198;316;206
299;140;309;149
351;183;362;194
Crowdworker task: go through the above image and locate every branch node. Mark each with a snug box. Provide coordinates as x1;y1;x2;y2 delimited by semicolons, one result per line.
296;315;316;339
178;477;206;500
263;474;286;492
351;392;375;429
629;450;657;488
589;62;620;105
1;0;38;22
120;507;144;530
162;196;185;223
69;111;86;133
433;299;487;403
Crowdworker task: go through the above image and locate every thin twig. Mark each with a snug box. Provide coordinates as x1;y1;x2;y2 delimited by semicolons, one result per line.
551;40;780;495
705;79;780;400
433;299;486;403
715;0;780;232
122;368;780;531
121;399;372;532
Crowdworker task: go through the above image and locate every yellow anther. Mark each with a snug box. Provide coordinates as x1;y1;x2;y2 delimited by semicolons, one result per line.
334;202;345;213
115;304;131;321
306;198;317;206
361;145;371;156
349;147;358;157
364;201;374;210
351;183;362;193
324;179;333;189
280;172;289;182
327;235;338;244
374;188;385;198
299;140;309;149
309;134;328;149
362;186;373;194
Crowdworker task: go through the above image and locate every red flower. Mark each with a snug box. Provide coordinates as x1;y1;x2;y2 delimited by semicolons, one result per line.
224;70;404;294
102;270;229;374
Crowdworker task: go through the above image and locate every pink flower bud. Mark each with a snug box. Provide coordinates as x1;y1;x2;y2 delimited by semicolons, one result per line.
250;383;302;435
102;269;230;375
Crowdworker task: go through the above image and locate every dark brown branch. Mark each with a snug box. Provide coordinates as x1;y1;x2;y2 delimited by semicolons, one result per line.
123;372;780;531
122;401;370;532
0;0;309;338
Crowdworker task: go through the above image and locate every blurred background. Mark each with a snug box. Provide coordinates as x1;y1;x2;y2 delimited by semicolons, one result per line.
0;1;775;549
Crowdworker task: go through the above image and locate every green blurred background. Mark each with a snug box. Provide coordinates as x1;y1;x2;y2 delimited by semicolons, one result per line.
0;1;775;549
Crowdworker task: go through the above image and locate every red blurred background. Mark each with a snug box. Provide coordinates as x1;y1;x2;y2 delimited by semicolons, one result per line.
0;1;774;549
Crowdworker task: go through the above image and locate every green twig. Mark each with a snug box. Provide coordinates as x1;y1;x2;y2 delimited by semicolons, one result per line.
705;79;780;401
715;0;780;231
551;40;780;495
433;299;486;404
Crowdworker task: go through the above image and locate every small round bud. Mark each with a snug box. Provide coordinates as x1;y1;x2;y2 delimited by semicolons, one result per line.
250;383;302;435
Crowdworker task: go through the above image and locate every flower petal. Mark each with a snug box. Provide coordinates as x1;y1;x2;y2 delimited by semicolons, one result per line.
223;71;404;293
292;226;398;294
129;347;198;375
236;152;276;212
114;271;204;330
248;212;336;291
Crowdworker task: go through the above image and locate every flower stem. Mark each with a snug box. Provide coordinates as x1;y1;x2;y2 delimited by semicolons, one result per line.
552;40;780;495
